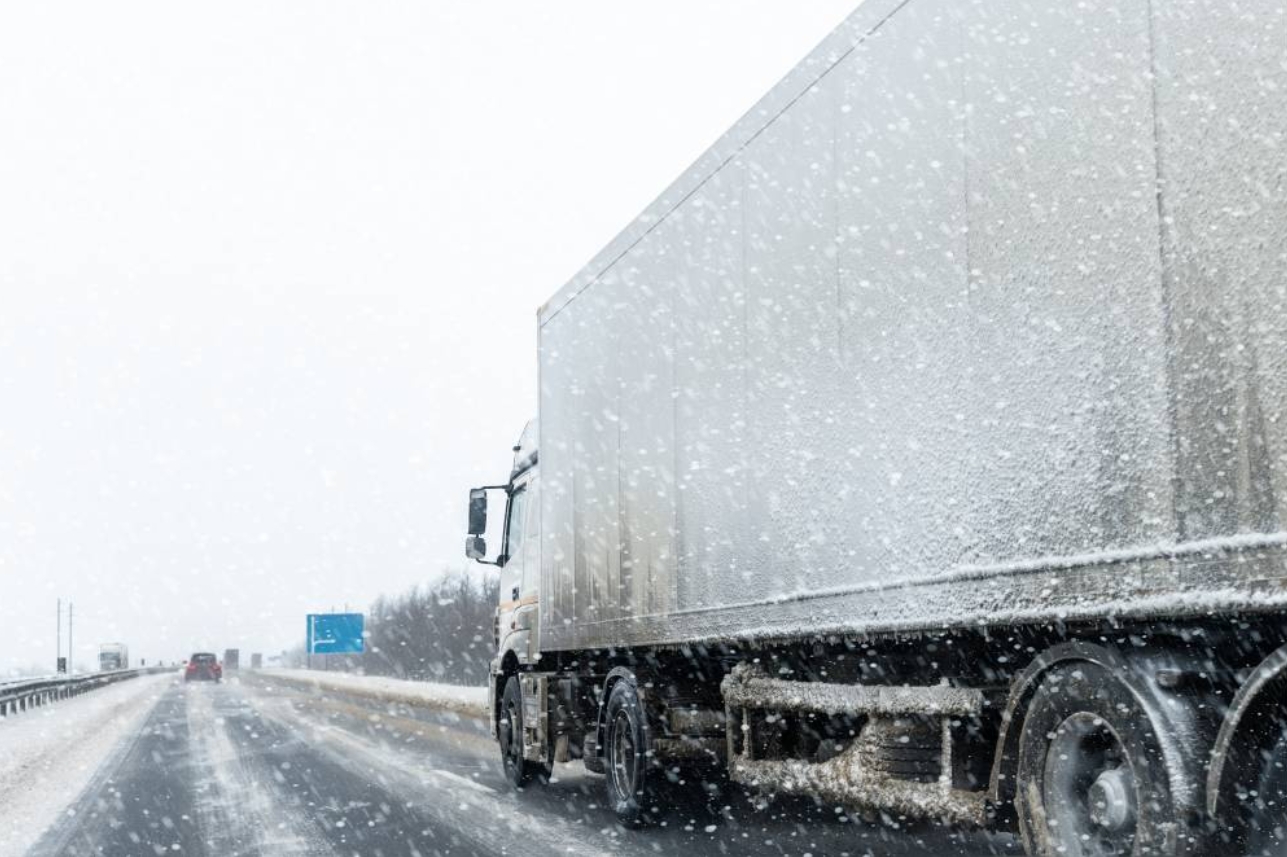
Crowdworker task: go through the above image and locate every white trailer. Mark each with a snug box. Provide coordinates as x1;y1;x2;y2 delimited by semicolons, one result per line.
467;0;1287;853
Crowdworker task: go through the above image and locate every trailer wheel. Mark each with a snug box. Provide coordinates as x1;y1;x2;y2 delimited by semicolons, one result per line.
499;675;543;789
1246;727;1287;855
604;679;657;826
1015;661;1179;857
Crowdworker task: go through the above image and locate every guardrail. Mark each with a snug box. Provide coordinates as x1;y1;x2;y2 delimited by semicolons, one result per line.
0;667;171;719
0;674;60;688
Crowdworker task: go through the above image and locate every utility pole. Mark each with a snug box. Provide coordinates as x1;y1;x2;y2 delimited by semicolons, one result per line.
68;602;74;676
56;598;62;673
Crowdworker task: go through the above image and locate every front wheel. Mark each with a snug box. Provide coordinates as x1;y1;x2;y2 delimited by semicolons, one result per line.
499;676;544;788
1015;661;1183;857
603;678;658;826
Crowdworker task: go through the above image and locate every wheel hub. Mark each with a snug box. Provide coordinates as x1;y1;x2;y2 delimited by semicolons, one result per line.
1041;712;1138;856
502;705;519;762
610;710;637;799
1087;767;1135;832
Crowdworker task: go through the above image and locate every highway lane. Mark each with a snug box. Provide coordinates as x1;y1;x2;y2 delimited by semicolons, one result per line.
28;675;1018;856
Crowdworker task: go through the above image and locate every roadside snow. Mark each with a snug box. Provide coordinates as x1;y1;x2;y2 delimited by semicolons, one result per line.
260;669;487;718
0;672;173;857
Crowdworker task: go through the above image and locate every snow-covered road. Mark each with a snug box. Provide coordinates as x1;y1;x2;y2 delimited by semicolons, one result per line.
8;673;1016;856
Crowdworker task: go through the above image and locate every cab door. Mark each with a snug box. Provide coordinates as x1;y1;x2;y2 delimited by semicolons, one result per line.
497;479;537;662
514;477;540;656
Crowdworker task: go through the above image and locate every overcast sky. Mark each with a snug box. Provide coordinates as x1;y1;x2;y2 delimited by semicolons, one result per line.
0;2;856;674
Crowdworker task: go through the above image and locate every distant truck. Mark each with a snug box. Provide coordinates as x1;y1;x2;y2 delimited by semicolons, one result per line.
222;649;239;671
98;643;128;672
466;0;1287;853
250;653;263;670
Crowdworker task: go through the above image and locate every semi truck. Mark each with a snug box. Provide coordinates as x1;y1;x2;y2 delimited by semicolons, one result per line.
223;648;239;671
466;0;1287;853
98;643;128;672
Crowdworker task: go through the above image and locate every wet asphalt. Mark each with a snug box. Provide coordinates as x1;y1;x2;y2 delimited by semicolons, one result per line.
27;675;1017;857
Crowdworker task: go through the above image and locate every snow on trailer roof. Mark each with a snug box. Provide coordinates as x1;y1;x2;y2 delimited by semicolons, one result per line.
537;0;904;326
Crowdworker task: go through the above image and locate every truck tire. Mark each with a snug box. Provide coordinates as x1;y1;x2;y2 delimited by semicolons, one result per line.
499;676;544;789
1246;728;1287;856
1015;661;1181;857
603;679;657;826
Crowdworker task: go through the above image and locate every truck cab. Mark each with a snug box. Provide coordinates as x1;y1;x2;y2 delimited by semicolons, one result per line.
98;643;129;672
466;422;540;734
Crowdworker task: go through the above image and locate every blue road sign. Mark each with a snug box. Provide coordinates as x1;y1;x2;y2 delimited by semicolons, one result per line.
307;613;365;655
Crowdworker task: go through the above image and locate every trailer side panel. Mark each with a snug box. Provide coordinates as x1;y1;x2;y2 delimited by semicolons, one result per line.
538;0;1287;652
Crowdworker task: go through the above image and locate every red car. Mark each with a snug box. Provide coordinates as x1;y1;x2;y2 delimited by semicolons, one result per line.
185;652;222;683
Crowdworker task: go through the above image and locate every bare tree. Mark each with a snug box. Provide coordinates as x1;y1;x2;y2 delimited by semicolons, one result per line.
363;568;499;685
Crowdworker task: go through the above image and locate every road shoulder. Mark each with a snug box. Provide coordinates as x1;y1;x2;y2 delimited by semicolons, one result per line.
0;672;173;857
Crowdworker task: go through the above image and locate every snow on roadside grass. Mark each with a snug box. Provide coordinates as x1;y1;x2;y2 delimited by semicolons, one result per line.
259;669;487;718
0;672;173;857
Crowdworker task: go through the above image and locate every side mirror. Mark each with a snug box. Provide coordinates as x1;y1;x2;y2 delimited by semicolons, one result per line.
468;488;488;535
466;535;487;561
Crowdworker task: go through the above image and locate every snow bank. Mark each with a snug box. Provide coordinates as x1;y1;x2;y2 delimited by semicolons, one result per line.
258;669;487;719
0;672;172;857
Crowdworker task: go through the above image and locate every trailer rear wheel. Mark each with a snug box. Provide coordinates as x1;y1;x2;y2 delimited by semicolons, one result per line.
1015;662;1179;857
499;675;544;788
604;679;657;826
1246;728;1287;856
